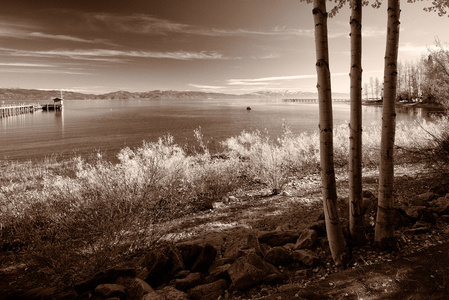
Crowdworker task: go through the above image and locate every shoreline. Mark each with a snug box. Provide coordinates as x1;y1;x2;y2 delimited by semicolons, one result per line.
362;100;446;110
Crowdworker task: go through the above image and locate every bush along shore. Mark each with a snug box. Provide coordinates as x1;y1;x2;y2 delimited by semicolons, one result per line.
1;117;449;299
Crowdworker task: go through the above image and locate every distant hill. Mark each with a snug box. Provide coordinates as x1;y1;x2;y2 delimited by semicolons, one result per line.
0;88;349;101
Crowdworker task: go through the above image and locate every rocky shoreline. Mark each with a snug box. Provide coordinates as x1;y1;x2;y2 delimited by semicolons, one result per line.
7;180;449;300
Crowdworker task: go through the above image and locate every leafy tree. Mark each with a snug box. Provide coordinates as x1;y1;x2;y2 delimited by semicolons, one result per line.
422;39;449;108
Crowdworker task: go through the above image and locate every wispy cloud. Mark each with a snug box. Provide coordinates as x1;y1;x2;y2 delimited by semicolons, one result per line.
188;84;225;90
0;47;231;61
0;62;54;67
227;73;348;86
82;12;313;38
28;32;111;44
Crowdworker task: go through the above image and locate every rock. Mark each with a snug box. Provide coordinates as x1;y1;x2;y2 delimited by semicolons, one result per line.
291;249;320;267
189;279;228;300
258;230;299;247
429;183;449;195
403;207;436;224
173;272;202;291
294;269;312;280
429;197;449;215
144;243;185;286
308;221;326;237
393;208;413;228
115;278;154;300
224;233;263;260
141;291;164;300
264;273;284;285
191;243;217;273
94;284;126;299
263;246;292;266
154;286;189;300
74;268;136;295
413;192;440;205
209;257;234;270
403;206;427;220
294;229;317;250
208;264;231;281
177;243;203;270
227;253;270;290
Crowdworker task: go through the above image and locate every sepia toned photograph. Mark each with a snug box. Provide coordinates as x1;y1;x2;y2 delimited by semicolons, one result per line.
1;0;449;299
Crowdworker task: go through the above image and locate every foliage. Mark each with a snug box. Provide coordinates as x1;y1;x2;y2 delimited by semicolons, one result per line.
2;118;449;285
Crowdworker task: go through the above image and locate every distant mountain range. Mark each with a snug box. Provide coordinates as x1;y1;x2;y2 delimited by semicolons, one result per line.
0;88;349;101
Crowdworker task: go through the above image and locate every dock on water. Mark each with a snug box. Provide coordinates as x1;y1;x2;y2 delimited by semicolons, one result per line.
0;104;41;118
1;97;64;118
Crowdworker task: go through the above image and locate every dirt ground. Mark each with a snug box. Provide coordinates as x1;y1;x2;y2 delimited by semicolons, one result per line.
1;164;449;299
263;242;449;300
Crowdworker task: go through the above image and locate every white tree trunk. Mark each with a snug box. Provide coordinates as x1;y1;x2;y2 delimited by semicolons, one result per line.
349;0;366;246
313;0;346;265
375;0;400;250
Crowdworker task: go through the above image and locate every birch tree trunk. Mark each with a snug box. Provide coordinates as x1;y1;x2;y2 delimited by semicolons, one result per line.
349;0;366;246
374;0;400;250
313;0;346;265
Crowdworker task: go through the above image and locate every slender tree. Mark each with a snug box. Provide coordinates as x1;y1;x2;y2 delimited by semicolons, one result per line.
312;0;347;265
348;0;366;245
374;0;400;250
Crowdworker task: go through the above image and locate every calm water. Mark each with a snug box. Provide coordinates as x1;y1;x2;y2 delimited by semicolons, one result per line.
0;99;440;161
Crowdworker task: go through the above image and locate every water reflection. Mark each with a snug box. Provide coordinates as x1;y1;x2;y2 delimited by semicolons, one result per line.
0;100;444;161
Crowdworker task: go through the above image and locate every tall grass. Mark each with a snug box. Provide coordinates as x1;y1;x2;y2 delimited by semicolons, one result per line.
1;117;448;287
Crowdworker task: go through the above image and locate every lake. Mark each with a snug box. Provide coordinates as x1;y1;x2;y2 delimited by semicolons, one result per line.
0;99;441;161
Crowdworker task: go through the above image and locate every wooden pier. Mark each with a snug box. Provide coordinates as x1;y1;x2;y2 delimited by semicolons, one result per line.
283;98;349;103
1;97;63;118
0;104;41;118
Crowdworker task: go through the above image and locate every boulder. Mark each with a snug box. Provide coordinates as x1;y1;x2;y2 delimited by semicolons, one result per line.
264;273;284;285
153;286;189;300
227;253;270;290
263;246;292;266
189;279;228;300
412;192;440;206
144;243;185;286
429;197;449;215
290;249;320;267
208;264;232;281
74;268;136;295
177;243;203;270
94;284;126;299
115;277;154;300
172;272;202;292
294;229;317;250
393;208;413;228
258;230;299;247
308;221;326;237
223;233;263;260
403;207;436;224
191;243;217;273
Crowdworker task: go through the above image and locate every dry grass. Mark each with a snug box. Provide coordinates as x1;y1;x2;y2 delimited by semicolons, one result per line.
1;117;448;291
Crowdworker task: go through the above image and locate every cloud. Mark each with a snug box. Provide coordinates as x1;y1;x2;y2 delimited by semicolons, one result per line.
0;47;231;61
28;32;110;44
188;84;225;90
82;12;313;38
227;73;348;86
0;62;54;67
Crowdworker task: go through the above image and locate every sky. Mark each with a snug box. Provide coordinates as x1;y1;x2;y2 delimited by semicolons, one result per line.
0;0;448;95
